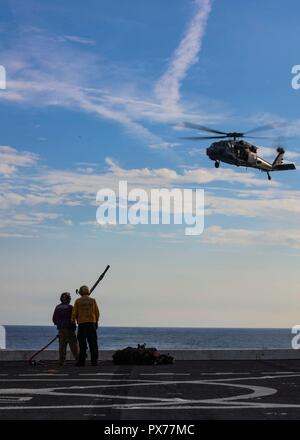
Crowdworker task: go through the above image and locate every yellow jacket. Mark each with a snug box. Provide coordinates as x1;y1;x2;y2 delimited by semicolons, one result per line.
72;296;100;324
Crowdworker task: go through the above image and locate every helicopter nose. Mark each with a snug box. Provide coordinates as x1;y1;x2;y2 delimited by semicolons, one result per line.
206;146;213;157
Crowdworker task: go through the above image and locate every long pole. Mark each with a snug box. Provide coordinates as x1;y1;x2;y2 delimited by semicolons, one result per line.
90;265;110;294
28;335;59;366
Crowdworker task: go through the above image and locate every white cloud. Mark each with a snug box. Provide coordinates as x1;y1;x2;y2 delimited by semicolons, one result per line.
0;146;38;176
155;0;212;111
0;16;230;151
203;225;300;249
0;211;61;239
205;192;300;218
62;35;96;46
0;232;37;238
0;148;284;214
63;219;73;226
0;29;164;147
0;146;299;247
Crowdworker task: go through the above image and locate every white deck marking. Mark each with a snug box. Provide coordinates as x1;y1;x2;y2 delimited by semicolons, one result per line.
116;403;300;410
1;371;300;411
0;378;152;382
2;371;299;389
262;371;297;374
3;402;300;410
0;396;32;402
79;373;130;376
140;373;190;376
84;413;107;417
199;372;249;375
19;374;69;377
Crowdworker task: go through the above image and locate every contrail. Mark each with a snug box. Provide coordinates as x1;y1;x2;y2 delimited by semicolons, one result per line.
155;0;212;110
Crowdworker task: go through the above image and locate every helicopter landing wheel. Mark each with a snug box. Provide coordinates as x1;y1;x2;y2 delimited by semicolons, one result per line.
267;171;271;181
215;161;220;168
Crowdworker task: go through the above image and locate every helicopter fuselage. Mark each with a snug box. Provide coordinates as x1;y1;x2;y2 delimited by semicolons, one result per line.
206;140;273;171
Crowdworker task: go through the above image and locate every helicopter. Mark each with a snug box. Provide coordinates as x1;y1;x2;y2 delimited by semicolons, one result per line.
181;122;296;180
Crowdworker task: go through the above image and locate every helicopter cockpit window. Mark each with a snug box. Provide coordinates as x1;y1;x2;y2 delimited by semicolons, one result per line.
250;146;257;153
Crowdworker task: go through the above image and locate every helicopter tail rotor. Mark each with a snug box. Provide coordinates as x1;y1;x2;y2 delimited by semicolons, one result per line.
276;147;285;154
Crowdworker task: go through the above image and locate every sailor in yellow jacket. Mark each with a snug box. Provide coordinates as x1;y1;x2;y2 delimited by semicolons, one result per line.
72;285;100;366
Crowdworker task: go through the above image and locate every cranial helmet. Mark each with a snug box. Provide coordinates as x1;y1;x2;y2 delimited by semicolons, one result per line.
60;292;71;302
79;285;90;296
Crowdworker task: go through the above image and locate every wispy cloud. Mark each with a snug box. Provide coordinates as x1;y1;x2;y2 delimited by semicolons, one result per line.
205;192;300;218
0;30;172;148
0;210;63;238
61;35;96;46
158;225;300;250
203;225;300;249
0;146;283;211
155;0;212;111
0;146;38;176
0;10;226;150
1;146;300;244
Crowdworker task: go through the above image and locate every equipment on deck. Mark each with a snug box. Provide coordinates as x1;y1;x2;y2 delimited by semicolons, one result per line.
113;344;174;365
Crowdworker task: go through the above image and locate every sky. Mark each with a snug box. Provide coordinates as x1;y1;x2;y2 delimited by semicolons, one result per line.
1;0;300;327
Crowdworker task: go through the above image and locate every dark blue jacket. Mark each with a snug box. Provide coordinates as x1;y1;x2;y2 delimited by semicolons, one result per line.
52;304;74;330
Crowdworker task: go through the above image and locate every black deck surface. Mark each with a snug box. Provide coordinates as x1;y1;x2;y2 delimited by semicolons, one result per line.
1;359;300;420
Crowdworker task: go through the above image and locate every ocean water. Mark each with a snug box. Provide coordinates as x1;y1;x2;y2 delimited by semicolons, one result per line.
2;326;294;350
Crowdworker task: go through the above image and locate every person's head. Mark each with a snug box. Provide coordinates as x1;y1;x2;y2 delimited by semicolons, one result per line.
60;292;71;304
79;285;90;296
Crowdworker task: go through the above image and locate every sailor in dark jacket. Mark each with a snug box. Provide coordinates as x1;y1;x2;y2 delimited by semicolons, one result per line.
52;292;79;366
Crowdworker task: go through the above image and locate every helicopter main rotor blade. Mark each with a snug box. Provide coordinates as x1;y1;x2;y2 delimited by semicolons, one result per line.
183;122;228;135
244;135;274;140
181;135;229;140
245;123;286;135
